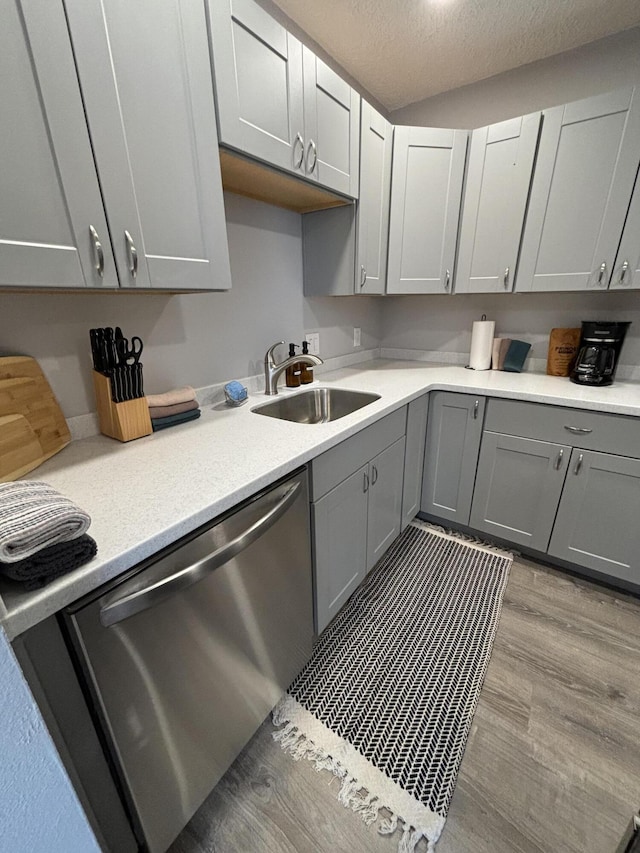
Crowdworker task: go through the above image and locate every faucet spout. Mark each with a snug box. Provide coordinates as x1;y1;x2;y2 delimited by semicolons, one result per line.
263;341;323;395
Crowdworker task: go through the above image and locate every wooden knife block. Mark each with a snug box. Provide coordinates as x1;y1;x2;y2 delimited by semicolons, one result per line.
93;371;152;442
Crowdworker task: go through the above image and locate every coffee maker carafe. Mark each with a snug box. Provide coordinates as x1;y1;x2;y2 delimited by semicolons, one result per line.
570;321;630;386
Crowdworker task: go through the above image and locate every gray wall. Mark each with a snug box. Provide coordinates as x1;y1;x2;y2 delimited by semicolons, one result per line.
0;629;99;853
0;193;383;417
382;27;640;366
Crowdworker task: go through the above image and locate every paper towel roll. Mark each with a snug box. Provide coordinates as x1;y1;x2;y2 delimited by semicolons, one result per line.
469;317;495;370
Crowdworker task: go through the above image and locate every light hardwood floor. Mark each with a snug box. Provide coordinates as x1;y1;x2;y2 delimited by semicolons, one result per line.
169;556;640;853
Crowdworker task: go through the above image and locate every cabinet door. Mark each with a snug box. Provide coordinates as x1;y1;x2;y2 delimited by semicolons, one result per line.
313;466;368;633
610;169;640;290
456;113;541;294
66;0;232;291
517;88;640;292
207;0;304;177
470;433;570;552
421;392;485;525
367;438;406;573
0;0;116;289
356;102;393;294
302;47;360;198
401;395;429;530
548;450;640;584
387;126;468;294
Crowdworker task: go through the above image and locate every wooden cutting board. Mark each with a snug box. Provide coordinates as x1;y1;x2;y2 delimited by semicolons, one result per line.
0;356;71;481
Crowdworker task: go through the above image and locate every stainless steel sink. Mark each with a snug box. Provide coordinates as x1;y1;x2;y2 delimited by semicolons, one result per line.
252;387;380;424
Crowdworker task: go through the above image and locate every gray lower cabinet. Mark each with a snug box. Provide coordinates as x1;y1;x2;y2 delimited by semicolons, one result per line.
469;433;571;551
312;408;407;632
548;449;640;584
366;438;406;572
421;392;485;525
401;395;429;530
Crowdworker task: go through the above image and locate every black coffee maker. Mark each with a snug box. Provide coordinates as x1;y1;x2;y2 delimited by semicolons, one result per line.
570;321;631;386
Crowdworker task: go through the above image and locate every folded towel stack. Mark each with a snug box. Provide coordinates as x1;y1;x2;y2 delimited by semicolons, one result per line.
0;481;97;589
146;385;201;432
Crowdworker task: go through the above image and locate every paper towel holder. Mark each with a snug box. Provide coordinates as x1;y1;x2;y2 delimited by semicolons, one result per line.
466;314;495;370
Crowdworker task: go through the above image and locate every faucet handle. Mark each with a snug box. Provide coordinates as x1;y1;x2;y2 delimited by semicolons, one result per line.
265;341;285;365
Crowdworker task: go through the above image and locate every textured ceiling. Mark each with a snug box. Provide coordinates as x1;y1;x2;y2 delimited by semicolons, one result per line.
271;0;640;110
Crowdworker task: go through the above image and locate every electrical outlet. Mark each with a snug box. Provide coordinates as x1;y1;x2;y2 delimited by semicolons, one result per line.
305;332;320;355
353;327;361;347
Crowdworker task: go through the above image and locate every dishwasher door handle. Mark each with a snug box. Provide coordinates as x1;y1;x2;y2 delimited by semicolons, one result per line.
100;481;301;627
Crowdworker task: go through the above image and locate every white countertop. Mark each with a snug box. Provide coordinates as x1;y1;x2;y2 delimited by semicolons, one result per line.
3;360;640;640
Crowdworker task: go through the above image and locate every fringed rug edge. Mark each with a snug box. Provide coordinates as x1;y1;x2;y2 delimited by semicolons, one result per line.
410;519;516;561
272;694;444;853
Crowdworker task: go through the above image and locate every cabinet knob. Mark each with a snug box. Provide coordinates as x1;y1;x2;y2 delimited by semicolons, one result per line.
89;225;104;278
293;132;305;170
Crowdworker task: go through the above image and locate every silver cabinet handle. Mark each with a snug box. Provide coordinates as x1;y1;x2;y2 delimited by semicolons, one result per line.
473;399;479;420
360;265;367;288
564;425;592;435
554;448;564;470
100;481;301;627
124;230;138;279
574;453;584;475
597;261;607;287
371;465;378;486
293;132;304;169
363;471;369;493
444;269;451;291
89;225;104;278
306;139;317;174
503;267;510;290
620;259;630;285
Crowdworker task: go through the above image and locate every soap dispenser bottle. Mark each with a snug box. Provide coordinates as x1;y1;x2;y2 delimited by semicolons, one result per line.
285;343;301;387
300;340;314;384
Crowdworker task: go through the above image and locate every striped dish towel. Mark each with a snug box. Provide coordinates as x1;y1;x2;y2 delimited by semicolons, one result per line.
0;481;91;563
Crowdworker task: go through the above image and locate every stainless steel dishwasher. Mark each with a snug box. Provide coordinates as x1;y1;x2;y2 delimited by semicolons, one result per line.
65;468;314;853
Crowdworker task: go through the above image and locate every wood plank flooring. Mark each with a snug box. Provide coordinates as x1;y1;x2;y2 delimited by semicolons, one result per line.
169;556;640;853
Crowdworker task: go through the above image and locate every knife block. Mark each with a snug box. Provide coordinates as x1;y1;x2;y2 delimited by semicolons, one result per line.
93;371;152;442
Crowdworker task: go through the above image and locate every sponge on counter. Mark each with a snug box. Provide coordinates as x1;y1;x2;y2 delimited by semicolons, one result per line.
224;381;248;406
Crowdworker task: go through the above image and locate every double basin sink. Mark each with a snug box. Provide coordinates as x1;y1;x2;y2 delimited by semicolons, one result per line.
252;387;380;424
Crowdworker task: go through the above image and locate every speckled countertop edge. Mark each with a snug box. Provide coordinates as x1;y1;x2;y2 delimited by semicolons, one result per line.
2;359;639;640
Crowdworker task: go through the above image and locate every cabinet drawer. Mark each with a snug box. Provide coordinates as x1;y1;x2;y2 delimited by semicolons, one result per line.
311;407;406;500
484;398;640;458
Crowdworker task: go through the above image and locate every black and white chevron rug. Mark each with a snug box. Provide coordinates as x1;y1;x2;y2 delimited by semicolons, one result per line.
272;523;512;852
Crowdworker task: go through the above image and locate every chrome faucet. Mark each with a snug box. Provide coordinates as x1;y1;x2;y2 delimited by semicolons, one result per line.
263;341;323;395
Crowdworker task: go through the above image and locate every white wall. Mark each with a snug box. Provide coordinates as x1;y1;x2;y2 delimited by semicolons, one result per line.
0;193;382;417
381;27;640;367
0;629;99;853
390;26;640;129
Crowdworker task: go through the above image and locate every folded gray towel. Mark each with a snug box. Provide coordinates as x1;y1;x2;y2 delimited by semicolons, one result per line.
0;481;91;563
0;534;97;590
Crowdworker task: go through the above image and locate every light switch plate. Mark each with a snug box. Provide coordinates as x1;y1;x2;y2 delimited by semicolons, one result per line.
353;327;361;347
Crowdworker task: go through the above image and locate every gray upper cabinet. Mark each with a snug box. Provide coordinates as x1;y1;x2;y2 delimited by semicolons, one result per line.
356;102;393;295
209;0;359;199
1;0;116;289
421;392;485;525
517;88;640;293
387;126;468;294
469;433;570;552
455;113;541;294
548;449;640;585
610;168;640;290
66;0;231;291
302;48;360;197
207;0;304;176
